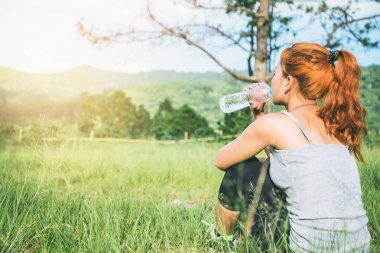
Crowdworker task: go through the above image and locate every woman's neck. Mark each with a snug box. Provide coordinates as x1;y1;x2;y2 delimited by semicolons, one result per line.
286;98;317;112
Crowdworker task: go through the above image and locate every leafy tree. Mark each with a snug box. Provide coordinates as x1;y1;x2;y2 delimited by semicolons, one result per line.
299;0;379;49
131;105;151;138
78;93;101;135
169;104;215;139
155;98;174;119
151;99;215;140
217;108;252;135
150;98;174;140
360;65;380;146
78;90;151;138
100;90;137;138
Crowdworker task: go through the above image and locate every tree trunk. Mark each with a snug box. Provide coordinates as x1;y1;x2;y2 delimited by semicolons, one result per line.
255;0;269;82
268;0;275;72
248;23;254;77
248;55;253;77
255;0;270;114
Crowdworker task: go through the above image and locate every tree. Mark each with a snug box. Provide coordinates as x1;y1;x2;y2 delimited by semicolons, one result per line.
132;105;152;138
150;98;174;139
154;98;174;119
217;107;252;135
300;0;380;49
78;90;151;138
78;0;379;135
360;65;380;146
78;93;101;135
151;99;215;140
100;90;137;137
78;0;379;82
79;0;278;83
170;104;215;139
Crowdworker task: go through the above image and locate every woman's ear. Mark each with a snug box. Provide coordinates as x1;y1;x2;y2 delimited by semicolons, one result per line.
283;77;291;94
284;76;297;94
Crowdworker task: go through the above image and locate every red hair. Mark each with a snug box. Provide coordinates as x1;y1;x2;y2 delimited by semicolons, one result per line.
280;42;368;162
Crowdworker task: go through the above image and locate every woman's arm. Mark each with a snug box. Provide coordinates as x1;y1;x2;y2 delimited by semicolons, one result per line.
214;114;276;170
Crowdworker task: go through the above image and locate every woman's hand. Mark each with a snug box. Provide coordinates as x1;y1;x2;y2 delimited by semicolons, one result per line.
249;102;266;119
243;83;267;119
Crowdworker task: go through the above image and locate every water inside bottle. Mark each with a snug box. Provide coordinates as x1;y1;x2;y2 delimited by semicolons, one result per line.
219;84;272;113
219;92;250;113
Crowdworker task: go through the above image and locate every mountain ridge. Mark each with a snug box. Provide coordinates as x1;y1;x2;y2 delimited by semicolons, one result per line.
0;65;230;101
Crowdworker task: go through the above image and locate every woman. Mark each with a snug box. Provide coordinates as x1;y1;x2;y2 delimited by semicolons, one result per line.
213;42;371;252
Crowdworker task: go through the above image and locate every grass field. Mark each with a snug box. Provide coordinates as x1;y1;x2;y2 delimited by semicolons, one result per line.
0;141;378;252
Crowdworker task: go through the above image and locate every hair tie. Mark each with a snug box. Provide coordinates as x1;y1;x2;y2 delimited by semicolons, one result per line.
329;50;340;64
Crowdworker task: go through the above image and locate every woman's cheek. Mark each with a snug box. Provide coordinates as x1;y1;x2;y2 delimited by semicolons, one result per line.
271;87;281;105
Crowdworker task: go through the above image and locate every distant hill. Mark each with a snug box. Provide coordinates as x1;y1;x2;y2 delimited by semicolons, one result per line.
0;65;242;128
0;65;228;102
1;65;379;131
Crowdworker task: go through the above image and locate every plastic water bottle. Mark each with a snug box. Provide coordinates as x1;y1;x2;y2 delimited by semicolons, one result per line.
219;83;272;113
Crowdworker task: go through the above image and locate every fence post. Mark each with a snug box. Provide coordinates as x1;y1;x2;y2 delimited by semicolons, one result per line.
184;131;188;143
90;130;94;139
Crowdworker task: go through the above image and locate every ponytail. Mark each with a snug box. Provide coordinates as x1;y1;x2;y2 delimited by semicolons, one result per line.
280;43;368;162
318;50;368;162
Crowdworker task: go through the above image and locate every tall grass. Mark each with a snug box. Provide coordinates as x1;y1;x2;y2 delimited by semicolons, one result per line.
358;146;380;252
0;142;378;252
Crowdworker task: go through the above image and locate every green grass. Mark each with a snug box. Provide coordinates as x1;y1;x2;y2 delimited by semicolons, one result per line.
0;142;378;252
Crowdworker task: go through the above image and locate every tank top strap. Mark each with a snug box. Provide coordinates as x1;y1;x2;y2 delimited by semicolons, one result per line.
281;111;313;144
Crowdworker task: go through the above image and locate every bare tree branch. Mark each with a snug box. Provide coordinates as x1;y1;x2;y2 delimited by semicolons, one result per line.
147;6;258;82
78;6;259;83
202;24;251;53
165;23;251;52
78;22;112;45
325;13;380;48
78;21;165;45
78;1;379;85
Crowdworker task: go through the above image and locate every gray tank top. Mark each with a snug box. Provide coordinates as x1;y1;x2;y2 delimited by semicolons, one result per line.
269;111;371;252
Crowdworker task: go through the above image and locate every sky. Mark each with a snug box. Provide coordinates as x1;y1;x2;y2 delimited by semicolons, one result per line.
0;0;379;74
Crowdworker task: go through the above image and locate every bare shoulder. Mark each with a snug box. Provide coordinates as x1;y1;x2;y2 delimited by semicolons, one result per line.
245;112;288;146
257;112;286;123
251;112;288;130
